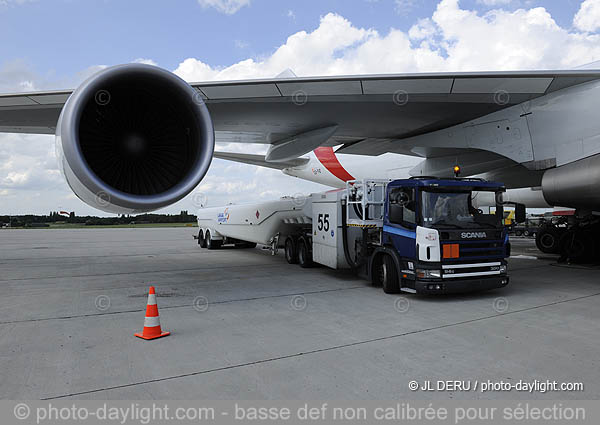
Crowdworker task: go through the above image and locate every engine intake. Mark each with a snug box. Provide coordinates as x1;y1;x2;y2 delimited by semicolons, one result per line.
56;64;214;213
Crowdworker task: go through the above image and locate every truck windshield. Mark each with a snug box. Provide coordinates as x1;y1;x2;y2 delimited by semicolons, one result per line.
421;190;502;229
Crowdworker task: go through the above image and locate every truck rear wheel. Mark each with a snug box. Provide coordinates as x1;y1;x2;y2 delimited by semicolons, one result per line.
297;237;313;268
205;231;222;250
285;237;298;264
380;255;400;294
198;230;207;248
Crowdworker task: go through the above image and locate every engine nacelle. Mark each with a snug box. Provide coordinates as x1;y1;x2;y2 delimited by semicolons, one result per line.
56;64;214;213
541;153;600;211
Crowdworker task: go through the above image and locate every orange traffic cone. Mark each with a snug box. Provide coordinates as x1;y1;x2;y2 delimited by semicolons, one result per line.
135;286;170;340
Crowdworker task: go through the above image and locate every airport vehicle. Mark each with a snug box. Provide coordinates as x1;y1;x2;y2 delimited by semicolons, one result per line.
197;178;510;294
2;63;600;260
511;216;545;237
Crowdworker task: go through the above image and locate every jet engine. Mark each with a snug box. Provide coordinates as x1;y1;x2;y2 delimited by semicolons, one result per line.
541;154;600;211
56;64;214;213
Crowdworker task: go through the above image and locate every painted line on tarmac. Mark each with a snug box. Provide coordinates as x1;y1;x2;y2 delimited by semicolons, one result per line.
42;290;600;400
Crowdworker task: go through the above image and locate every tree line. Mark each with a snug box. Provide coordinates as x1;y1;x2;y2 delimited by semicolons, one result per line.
0;211;197;227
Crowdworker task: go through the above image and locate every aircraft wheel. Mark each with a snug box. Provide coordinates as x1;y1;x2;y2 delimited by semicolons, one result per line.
535;226;560;254
515;230;522;237
198;230;207;248
205;231;222;250
297;237;313;268
380;255;400;294
523;229;530;237
285;237;298;264
559;230;592;263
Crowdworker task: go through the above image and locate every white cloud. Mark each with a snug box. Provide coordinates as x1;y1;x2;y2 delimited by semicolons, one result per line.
196;0;250;15
133;58;158;66
395;0;415;14
476;0;512;6
234;39;249;49
174;2;600;84
0;0;35;6
574;0;600;33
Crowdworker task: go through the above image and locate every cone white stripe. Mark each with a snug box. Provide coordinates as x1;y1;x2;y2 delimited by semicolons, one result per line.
147;294;157;305
144;316;161;328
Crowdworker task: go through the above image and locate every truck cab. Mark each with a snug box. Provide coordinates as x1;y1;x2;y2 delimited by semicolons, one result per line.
371;178;509;294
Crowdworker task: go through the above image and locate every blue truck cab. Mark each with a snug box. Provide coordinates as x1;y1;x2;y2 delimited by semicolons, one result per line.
370;178;510;294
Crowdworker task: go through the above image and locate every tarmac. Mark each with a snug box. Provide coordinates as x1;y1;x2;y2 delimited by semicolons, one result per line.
0;228;598;400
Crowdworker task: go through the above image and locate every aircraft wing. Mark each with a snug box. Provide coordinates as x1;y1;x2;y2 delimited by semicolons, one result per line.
2;69;600;154
213;151;309;170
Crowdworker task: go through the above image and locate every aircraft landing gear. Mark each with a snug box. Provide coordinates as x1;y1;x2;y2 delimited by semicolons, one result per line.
549;213;600;263
535;224;563;254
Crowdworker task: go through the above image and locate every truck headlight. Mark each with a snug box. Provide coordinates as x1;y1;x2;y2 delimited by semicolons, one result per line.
416;269;441;279
499;264;507;274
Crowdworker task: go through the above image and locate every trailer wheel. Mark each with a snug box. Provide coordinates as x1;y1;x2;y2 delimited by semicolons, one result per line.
198;230;207;248
515;230;522;237
381;255;400;294
297;237;313;268
285;237;298;264
205;231;222;250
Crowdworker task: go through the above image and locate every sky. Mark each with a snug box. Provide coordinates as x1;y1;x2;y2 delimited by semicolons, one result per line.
1;0;600;215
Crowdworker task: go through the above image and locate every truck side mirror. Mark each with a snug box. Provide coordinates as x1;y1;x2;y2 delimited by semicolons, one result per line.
514;203;526;223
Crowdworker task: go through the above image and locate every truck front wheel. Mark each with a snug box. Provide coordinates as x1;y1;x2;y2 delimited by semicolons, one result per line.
375;255;400;294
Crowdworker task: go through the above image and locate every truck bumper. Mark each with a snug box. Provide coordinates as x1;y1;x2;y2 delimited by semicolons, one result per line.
413;275;509;294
